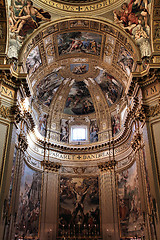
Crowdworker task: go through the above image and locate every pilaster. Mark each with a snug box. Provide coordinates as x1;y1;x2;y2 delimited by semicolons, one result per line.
130;66;160;239
40;162;61;240
98;160;119;240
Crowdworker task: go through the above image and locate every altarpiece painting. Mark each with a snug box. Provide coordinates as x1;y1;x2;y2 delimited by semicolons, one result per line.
58;176;100;238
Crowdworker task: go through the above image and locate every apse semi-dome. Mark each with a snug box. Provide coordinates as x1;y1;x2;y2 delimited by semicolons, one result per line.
20;18;139;145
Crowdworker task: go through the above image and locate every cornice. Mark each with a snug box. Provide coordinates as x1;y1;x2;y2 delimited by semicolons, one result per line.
0;65;30;98
128;67;160;96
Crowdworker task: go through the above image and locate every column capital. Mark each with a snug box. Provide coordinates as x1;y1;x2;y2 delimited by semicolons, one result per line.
144;102;160;118
41;161;61;172
98;160;117;172
18;133;28;151
131;132;142;151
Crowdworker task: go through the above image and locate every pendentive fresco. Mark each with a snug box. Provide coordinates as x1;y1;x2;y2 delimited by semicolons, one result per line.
8;0;51;58
113;0;151;58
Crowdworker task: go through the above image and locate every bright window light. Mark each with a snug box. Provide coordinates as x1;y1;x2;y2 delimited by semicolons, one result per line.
71;126;87;142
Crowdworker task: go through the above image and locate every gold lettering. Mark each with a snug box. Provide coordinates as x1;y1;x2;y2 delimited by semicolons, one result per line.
39;0;116;12
84;6;90;11
1;86;14;98
146;89;149;96
2;86;7;94
151;86;157;94
8;91;13;98
90;6;95;10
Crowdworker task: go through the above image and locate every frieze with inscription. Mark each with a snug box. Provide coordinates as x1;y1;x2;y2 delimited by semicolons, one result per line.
28;139;131;162
37;0;118;13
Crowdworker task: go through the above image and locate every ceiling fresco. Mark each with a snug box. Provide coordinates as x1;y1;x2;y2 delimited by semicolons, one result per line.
17;17;140;142
43;35;55;64
117;45;133;76
64;81;95;115
70;63;89;74
21;19;139;88
26;45;42;77
7;1;151;140
33;71;64;107
57;32;102;56
7;0;151;61
95;69;123;107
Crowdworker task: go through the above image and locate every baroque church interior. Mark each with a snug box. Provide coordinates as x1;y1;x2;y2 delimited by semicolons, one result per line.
0;0;160;239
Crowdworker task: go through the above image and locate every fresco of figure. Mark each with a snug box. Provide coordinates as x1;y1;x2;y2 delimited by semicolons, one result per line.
112;114;120;136
113;0;151;58
132;18;151;58
10;0;51;36
118;162;143;238
71;64;89;74
90;120;98;143
15;163;42;238
60;119;69;143
57;32;102;56
113;0;150;30
64;81;95;115
38;114;47;136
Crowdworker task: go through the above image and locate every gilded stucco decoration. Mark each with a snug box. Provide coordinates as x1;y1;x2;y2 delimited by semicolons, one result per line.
7;0;153;62
0;105;10;118
0;1;160;240
16;18;140;144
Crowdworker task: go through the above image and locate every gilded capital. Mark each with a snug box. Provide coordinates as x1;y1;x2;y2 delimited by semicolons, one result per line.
42;161;61;172
98;160;117;172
